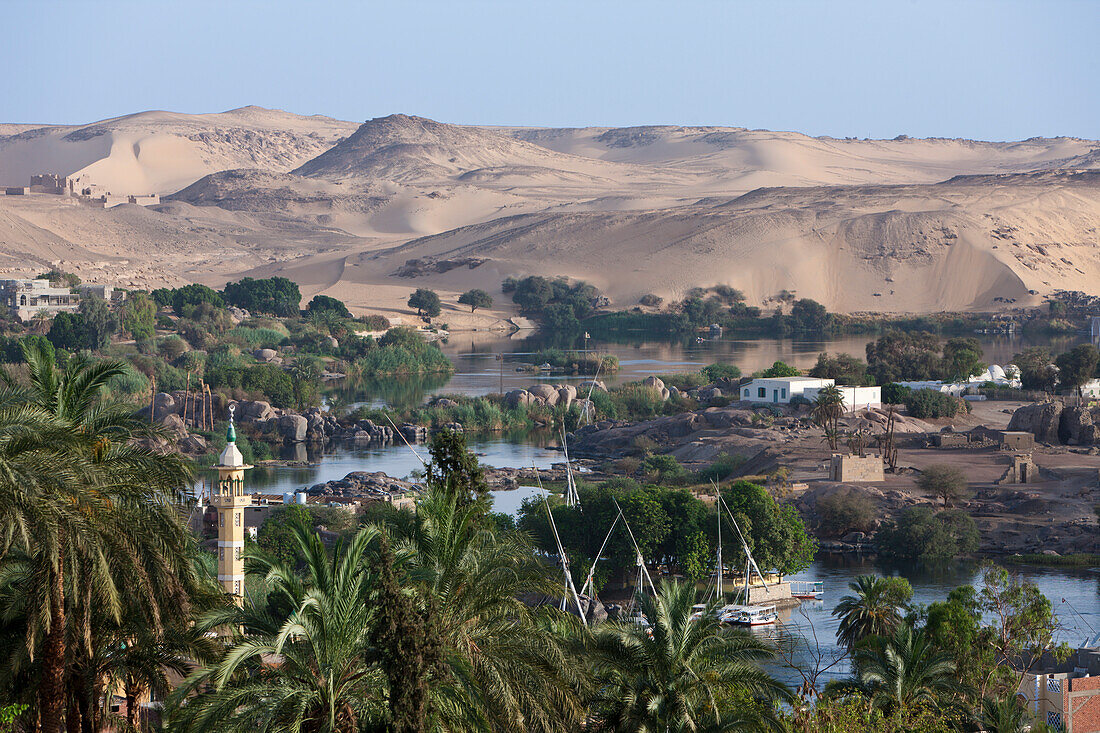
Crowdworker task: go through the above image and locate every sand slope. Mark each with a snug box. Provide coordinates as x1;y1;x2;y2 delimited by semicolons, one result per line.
2;108;1099;314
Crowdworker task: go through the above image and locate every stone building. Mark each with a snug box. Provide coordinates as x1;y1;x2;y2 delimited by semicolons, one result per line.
0;278;80;321
828;453;885;482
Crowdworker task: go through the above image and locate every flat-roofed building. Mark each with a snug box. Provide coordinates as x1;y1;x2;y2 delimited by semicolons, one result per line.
0;279;80;321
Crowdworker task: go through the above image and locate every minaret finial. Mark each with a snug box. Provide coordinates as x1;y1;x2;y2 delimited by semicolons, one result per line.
227;404;236;443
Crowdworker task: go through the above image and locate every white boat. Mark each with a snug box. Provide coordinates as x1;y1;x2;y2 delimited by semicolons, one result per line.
720;604;778;626
790;580;824;600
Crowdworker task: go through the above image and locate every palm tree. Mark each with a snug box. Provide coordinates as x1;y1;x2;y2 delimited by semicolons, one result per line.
830;623;966;715
168;523;388;733
588;580;789;731
812;386;845;450
978;695;1032;733
397;485;589;732
0;342;195;732
832;575;911;650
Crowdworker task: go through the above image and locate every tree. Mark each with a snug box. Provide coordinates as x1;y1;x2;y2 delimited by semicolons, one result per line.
810;352;870;385
306;294;350;318
876;507;980;563
169;524;388;732
0;341;195;732
789;298;831;332
1011;347;1056;391
46;311;89;351
169;283;225;315
832;575;913;649
832;624;965;715
424;428;490;515
977;564;1061;693
457;288;493;312
1055;343;1100;397
812;385;846;450
761;360;800;378
815;490;876;538
123;290;157;340
256;503;315;565
407;288;442;318
941;337;985;382
904;389;965;418
916;464;972;507
881;383;912;405
978;696;1032;733
78;294;118;349
721;480;816;576
866;331;943;385
223;276;302;317
589;580;788;731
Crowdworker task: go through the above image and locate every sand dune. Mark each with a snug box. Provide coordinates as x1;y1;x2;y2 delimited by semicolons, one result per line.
1;108;1098;314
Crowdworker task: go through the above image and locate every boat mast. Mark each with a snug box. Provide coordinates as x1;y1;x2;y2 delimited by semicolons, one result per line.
718;493;770;596
613;498;658;598
716;488;723;602
580;511;620;600
560;425;579;508
534;469;587;626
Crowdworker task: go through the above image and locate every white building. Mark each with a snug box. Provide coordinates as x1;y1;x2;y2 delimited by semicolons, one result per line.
896;364;1021;397
738;376;881;410
0;279;80;321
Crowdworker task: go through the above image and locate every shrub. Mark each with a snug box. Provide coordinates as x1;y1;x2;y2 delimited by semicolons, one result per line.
904;389;964;418
614;382;665;419
159;335;188;360
228;327;289;349
701;362;742;382
167;284;224;315
814;490;876;537
241;364;296;407
760;360;800;378
881;382;912;405
107;365;150;398
639;293;663;307
876;507;979;563
695;453;746;482
306;294;350;318
643;454;688;484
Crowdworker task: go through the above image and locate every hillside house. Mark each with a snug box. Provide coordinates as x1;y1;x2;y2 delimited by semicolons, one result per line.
738;377;881;410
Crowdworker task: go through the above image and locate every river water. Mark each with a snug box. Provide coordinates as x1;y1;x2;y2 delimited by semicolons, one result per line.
337;331;1088;408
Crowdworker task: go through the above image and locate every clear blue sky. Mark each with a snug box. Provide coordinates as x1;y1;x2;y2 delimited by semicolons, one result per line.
3;0;1097;140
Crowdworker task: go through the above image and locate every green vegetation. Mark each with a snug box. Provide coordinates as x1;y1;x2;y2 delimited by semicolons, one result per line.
223;276;302;317
457;288;493;312
350;326;454;377
876;507;980;563
916;464;973;507
508;275;599;330
1054;343;1100;396
815;490;877;537
810;352;872;385
527;348;618;373
306;293;351;318
904;389;969;419
760;360;801;377
407;287;441;318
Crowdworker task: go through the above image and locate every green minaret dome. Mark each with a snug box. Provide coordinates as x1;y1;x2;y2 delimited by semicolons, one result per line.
227;420;236;443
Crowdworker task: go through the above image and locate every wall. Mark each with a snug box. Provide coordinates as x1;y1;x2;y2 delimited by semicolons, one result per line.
829;454;885;482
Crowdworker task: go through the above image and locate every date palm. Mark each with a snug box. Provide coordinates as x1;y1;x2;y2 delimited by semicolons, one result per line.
812;386;845;450
830;623;966;715
832;575;911;650
588;580;789;732
0;341;194;732
167;523;388;733
396;485;589;732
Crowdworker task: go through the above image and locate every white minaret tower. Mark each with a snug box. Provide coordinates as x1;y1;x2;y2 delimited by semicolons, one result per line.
211;406;253;603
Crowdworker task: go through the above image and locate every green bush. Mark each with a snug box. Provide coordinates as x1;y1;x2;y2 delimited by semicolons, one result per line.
881;382;912;405
904;389;965;418
695;453;746;482
876;507;979;563
228;327;289;348
701;363;742;382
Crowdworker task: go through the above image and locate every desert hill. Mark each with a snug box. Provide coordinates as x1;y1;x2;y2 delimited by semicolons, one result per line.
0;107;358;195
1;107;1098;315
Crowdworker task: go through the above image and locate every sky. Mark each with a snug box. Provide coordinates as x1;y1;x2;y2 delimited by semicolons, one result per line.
3;0;1097;141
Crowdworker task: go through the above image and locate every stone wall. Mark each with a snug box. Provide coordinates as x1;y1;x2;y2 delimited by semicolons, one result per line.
829;454;885;482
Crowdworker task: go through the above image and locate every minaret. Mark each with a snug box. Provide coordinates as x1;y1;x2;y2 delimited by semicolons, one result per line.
211;406;253;602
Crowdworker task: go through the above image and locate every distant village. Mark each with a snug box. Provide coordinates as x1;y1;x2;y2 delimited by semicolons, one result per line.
1;172;159;208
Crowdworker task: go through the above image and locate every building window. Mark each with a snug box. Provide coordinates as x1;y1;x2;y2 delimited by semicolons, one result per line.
235;547;242;561
757;387;766;398
219;548;224;561
219;512;224;527
781;388;787;399
743;389;749;397
234;580;241;595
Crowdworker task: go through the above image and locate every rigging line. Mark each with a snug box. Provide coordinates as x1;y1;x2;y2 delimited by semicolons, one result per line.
717;492;770;593
383;413;428;467
559;424;579;507
581;357;604;426
534;466;588;626
612;498;659;599
581;511;621;600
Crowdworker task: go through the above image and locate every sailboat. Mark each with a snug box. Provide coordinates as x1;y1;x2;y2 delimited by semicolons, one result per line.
712;489;778;627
